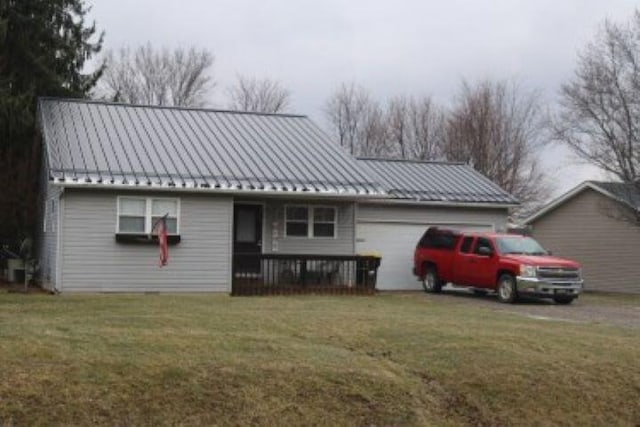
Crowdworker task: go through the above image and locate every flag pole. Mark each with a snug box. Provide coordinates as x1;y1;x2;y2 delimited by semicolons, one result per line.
152;213;169;233
153;213;170;267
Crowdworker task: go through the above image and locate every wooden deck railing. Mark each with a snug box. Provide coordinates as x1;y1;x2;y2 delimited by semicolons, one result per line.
232;253;381;296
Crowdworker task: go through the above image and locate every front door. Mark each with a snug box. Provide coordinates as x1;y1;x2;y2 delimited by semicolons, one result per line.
233;204;263;273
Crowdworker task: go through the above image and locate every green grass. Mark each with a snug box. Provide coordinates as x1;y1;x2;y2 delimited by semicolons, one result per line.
0;293;638;426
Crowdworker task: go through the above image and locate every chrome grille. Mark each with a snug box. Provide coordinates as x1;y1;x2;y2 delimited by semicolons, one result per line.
537;267;580;280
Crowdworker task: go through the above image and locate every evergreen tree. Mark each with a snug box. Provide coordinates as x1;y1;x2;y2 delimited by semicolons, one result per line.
0;0;103;243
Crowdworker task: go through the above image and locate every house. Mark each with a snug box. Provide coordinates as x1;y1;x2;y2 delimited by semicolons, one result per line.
525;181;640;294
36;98;517;293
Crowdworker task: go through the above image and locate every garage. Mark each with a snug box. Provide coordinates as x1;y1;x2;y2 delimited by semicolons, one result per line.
355;158;519;291
356;221;493;290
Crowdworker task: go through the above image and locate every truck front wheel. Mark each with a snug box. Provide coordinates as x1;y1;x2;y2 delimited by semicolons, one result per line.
553;295;575;305
497;273;518;303
423;266;442;294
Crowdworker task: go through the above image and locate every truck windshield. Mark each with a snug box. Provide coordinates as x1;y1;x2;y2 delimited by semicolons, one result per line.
496;236;548;255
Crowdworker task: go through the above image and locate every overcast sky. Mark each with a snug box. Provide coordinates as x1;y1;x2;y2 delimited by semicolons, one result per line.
88;0;640;196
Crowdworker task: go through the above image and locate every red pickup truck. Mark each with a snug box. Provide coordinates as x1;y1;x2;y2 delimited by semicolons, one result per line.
413;228;583;304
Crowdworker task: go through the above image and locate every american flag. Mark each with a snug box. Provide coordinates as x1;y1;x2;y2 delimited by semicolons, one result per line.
153;214;169;267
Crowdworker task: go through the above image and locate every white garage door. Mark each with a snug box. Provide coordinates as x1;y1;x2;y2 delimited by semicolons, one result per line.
356;222;494;291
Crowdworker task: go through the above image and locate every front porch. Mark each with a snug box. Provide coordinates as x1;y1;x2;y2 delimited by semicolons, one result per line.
232;199;378;295
231;253;380;296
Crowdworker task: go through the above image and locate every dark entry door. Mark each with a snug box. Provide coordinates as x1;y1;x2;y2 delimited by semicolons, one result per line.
233;204;263;273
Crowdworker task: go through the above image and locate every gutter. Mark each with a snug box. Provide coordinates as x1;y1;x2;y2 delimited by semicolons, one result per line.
357;197;518;209
50;182;517;207
51;181;391;200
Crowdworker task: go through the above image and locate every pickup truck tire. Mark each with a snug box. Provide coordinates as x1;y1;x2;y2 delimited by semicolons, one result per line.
422;266;442;294
497;273;518;303
553;295;575;305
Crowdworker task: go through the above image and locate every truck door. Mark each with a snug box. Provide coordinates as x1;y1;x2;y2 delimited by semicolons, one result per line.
468;237;497;288
453;236;475;285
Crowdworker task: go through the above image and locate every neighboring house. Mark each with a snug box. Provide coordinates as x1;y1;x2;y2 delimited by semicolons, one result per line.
525;181;640;294
36;98;517;293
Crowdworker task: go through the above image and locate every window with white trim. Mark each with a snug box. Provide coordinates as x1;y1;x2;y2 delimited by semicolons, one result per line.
285;206;337;238
313;207;337;237
285;206;308;237
117;197;179;235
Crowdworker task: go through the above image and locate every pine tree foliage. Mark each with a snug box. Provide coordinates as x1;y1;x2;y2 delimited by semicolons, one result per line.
0;0;103;241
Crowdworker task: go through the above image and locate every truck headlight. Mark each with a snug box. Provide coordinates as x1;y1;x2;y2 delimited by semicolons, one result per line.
519;264;537;278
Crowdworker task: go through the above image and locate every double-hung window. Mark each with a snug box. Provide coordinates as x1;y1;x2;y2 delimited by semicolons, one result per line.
151;199;179;234
285;206;337;238
284;206;309;237
117;197;179;235
313;207;336;237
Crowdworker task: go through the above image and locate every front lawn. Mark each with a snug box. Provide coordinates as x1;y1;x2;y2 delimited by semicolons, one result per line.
0;293;638;425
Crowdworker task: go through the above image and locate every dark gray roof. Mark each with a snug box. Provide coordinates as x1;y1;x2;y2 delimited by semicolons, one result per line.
357;158;519;204
590;181;640;209
38;98;383;195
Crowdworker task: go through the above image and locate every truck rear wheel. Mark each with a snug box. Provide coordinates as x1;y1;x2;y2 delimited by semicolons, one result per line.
497;273;518;303
423;266;442;294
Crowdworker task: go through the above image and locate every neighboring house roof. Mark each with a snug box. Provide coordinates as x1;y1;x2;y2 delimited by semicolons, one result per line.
38;98;383;196
524;180;640;224
357;158;519;205
591;181;640;209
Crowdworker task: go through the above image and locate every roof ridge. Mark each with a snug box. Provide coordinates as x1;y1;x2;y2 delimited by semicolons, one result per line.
37;96;308;119
356;157;467;166
588;179;638;187
588;179;621;185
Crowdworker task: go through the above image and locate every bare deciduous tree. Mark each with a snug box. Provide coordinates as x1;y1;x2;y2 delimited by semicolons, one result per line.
556;11;640;196
226;75;291;113
407;97;445;160
386;96;410;158
325;83;445;158
325;80;546;213
445;80;549;212
324;82;372;155
99;43;215;107
358;100;389;157
386;95;446;160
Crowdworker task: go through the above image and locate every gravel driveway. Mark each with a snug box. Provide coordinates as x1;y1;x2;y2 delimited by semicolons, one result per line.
425;288;640;329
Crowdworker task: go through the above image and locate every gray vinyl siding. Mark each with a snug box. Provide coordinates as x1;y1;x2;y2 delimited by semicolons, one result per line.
258;200;356;255
357;203;509;231
530;189;640;294
61;190;232;292
36;183;61;291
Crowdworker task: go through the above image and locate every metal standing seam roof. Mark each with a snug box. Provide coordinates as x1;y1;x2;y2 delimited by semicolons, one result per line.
357;158;519;204
589;181;640;209
38;98;384;196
